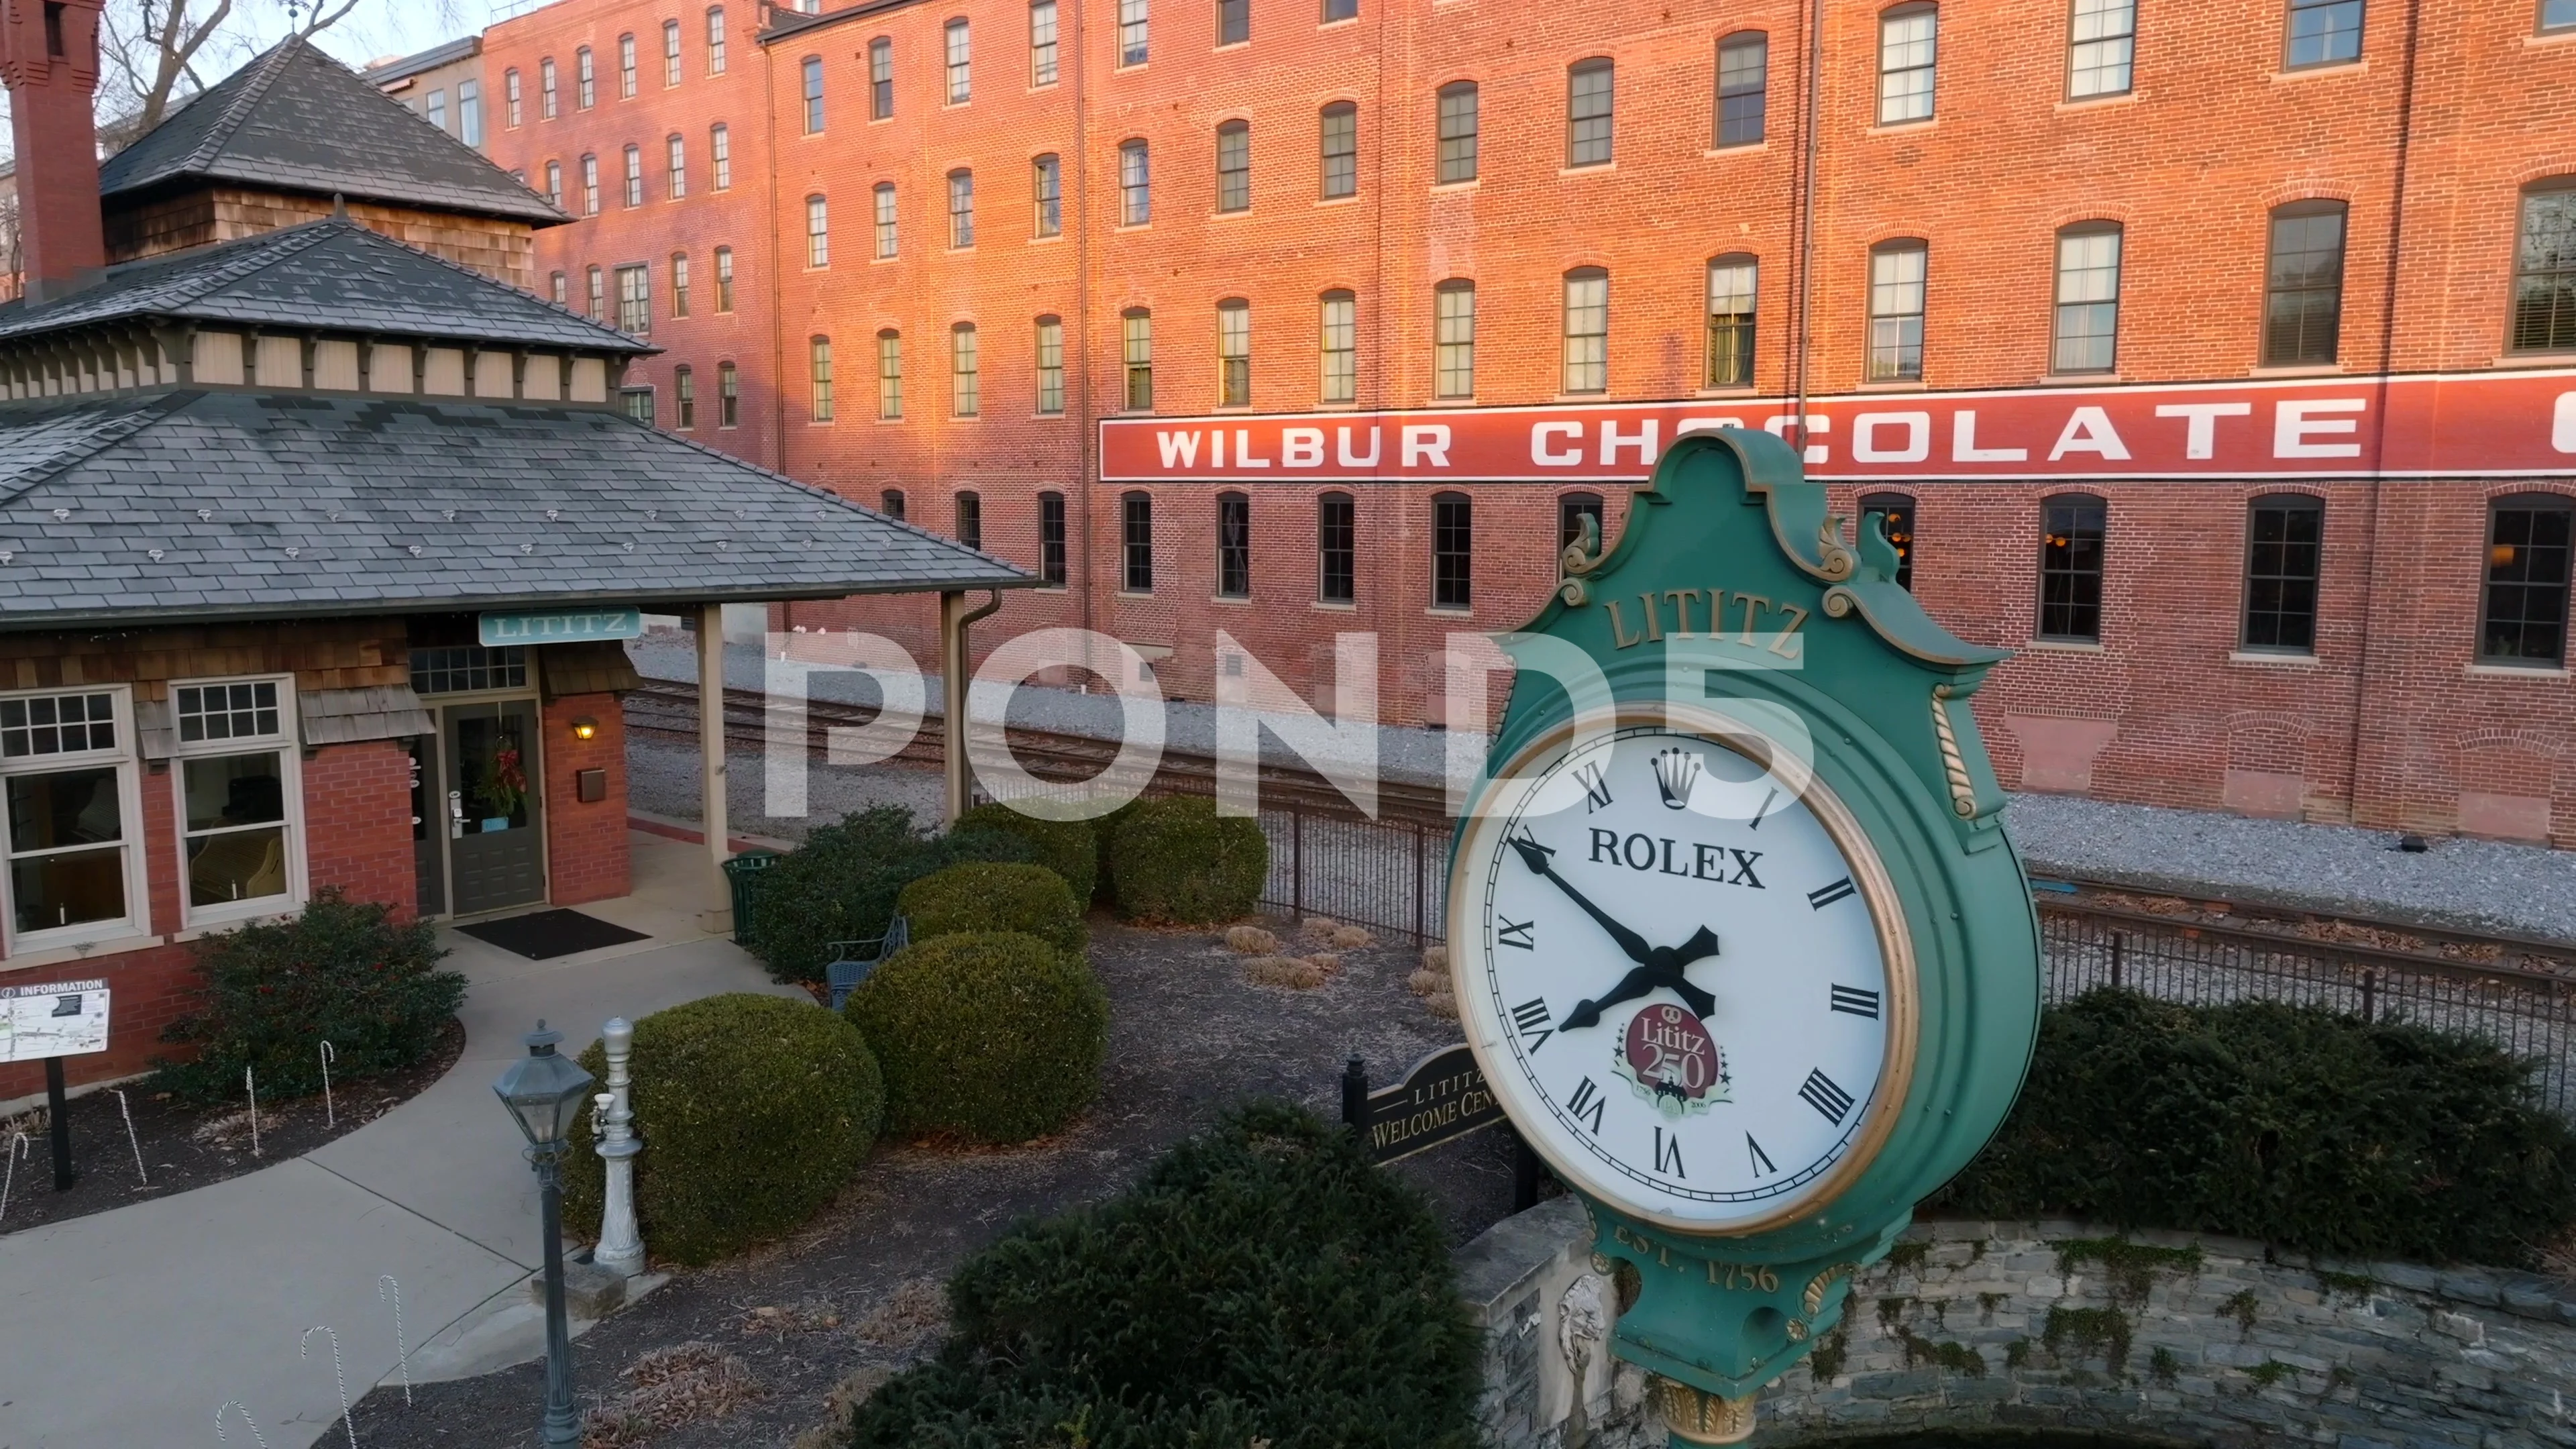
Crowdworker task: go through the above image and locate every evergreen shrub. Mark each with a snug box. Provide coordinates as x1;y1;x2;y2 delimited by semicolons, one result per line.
1933;988;2576;1265
753;806;1034;984
898;862;1087;955
847;1104;1482;1449
1106;794;1268;925
151;889;465;1104
841;930;1107;1143
952;802;1099;906
563;993;882;1267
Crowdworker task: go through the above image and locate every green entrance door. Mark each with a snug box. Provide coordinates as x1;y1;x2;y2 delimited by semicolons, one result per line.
443;700;545;915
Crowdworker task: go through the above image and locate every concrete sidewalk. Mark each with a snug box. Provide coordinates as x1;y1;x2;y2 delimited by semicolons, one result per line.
0;833;803;1449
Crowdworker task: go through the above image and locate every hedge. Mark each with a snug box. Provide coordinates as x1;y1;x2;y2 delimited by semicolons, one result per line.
897;863;1087;956
752;805;1036;984
151;889;465;1105
841;930;1107;1143
1932;988;2576;1266
847;1104;1482;1449
1106;794;1269;925
564;993;883;1267
953;802;1099;906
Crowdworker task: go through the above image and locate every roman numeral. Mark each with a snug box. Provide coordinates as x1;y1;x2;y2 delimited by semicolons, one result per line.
1807;877;1857;910
1654;1126;1686;1179
1748;787;1780;830
1574;762;1613;812
1497;917;1535;951
1566;1075;1606;1135
1829;985;1881;1019
1799;1069;1856;1124
1511;997;1554;1055
1746;1134;1777;1177
1507;826;1554;863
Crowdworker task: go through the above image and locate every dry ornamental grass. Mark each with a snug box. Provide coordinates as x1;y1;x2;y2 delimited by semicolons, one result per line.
580;1342;759;1448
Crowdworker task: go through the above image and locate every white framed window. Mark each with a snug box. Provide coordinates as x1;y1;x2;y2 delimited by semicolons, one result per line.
168;676;305;927
1;686;148;951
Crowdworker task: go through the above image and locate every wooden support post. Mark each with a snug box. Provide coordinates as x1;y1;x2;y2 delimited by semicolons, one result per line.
698;602;729;874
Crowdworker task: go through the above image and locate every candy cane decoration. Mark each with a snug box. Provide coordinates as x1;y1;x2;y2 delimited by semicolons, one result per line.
300;1326;358;1449
319;1042;338;1129
114;1089;149;1185
212;1400;273;1448
380;1275;413;1405
1;1132;28;1221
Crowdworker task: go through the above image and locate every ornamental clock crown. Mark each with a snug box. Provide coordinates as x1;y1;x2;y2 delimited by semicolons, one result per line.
1446;428;2042;1444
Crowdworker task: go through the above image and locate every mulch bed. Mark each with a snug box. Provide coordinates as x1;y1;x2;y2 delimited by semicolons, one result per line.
0;1016;466;1236
346;915;1534;1449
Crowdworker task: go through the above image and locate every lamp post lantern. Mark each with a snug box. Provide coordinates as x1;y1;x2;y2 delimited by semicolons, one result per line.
493;1020;596;1448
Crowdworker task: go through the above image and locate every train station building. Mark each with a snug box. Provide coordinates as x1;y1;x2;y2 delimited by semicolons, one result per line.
0;18;1024;1097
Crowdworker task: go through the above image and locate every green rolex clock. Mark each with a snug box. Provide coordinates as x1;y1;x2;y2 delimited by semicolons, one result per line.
1447;429;2042;1445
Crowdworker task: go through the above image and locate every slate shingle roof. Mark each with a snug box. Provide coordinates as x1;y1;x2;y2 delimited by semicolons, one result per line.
0;218;649;352
0;389;1030;629
98;37;565;225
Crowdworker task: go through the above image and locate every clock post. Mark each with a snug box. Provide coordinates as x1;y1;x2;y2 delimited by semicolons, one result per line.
1446;429;2043;1444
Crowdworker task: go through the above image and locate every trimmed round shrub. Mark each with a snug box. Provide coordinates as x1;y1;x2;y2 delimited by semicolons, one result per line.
898;862;1087;955
150;888;465;1105
563;993;882;1267
953;802;1099;906
1932;987;2576;1265
847;1104;1483;1449
754;805;1034;984
842;931;1106;1143
1106;794;1268;925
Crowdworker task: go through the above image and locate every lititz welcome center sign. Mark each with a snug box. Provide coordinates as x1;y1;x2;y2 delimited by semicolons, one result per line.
1097;370;2576;485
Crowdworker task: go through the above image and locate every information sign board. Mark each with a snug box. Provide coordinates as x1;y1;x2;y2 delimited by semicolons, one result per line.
0;979;110;1063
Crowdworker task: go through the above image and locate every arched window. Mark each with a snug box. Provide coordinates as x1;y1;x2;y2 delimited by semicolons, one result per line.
549;270;567;305
2263;201;2346;366
1436;81;1477;183
802;55;826;132
1318;290;1356;402
1030;0;1059;85
663;19;683;85
1032;153;1062;236
1037;492;1068;586
714;246;734;311
2066;0;2133;97
1877;4;1937;124
1034;315;1065;413
881;488;907;520
944;17;972;102
2480;494;2573;665
1123;308;1153;409
1216;299;1251;406
1122;491;1155;592
665;133;687;198
951;322;980;416
707;7;728;74
543;160;562;207
810;335;835;421
1215;119;1250;212
579;152;599;214
1320;102;1358;199
954;490;983;550
869;37;894;118
1432;492;1473;609
877;329;903;418
2037;494;2106;642
2053;223;2123;374
540;56;558;118
2510;176;2576;354
717;361;739;426
504;68;523;127
1216;491;1252;597
1558;492;1604;552
1317;492;1356;602
1705;254;1757;387
1867;239;1927;382
618;32;638;97
873;181;898;257
806;193;830;266
621;144;643;206
710;123;731;189
1716;32;1766;146
2242;494;2322;653
1566;57;1613;166
1119;0;1148;65
670;251;690;317
575;46;594;108
1435;279;1475;397
1119;138;1151;225
1562;267;1608;394
586;264;604;318
673;365;696;428
1860;492;1915;591
949;168;976;247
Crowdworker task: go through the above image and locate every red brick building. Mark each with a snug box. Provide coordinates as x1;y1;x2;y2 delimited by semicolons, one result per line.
484;0;2576;845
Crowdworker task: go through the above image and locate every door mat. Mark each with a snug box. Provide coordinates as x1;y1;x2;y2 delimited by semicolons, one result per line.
458;909;652;961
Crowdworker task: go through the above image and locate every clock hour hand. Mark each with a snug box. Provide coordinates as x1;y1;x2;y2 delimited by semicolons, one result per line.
1562;965;1717;1030
1508;833;1653;966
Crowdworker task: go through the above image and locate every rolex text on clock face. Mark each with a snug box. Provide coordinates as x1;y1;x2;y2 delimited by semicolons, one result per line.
1458;720;1905;1231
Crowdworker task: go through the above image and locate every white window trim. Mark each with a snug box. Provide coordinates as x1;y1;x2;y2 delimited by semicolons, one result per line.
0;684;151;955
166;674;308;930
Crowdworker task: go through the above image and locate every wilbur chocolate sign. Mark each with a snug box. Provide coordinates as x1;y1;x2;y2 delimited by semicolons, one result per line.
1348;1043;1507;1165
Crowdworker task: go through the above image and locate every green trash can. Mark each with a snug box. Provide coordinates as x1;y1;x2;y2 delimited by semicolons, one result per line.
721;849;783;948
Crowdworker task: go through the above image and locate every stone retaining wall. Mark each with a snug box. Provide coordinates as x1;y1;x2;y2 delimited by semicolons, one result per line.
1456;1199;2576;1448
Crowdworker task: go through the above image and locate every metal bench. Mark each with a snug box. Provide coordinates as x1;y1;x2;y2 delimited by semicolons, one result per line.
824;914;911;1010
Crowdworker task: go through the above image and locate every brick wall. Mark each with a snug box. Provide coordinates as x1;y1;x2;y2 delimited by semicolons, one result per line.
544;691;633;904
303;740;421;920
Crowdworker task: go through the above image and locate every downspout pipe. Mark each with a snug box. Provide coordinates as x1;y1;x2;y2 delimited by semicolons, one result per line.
940;588;1006;824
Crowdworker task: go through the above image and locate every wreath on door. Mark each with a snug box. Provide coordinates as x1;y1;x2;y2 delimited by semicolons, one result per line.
484;737;529;818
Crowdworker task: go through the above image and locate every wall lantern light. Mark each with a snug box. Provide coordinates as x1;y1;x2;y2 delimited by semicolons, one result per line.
570;716;599;741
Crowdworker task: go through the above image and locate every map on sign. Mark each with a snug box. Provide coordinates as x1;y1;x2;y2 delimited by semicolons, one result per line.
0;979;110;1063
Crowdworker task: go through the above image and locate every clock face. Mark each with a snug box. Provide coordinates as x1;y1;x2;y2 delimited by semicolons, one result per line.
1454;717;1913;1232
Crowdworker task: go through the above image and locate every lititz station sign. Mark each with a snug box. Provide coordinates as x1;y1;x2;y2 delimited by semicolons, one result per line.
1099;370;2576;484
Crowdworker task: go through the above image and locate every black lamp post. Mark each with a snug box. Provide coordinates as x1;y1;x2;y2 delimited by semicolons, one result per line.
492;1020;596;1447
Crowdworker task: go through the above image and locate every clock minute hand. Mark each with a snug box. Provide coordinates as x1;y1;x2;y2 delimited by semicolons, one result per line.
1508;834;1652;966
